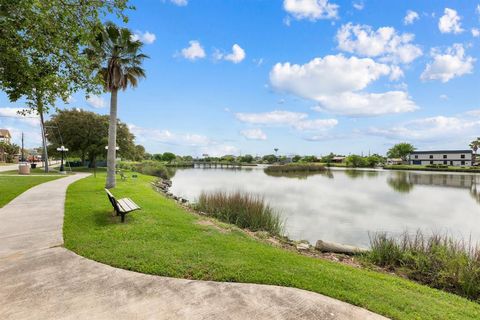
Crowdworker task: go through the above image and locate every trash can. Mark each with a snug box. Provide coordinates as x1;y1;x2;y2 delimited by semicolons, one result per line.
31;163;37;169
18;162;30;175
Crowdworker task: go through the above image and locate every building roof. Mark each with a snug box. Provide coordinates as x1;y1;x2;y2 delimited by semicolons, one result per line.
410;150;472;154
0;129;11;138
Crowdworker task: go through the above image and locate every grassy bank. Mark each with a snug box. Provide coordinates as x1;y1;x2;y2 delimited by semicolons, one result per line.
196;191;283;235
365;232;480;301
64;171;480;319
384;164;480;173
0;175;63;207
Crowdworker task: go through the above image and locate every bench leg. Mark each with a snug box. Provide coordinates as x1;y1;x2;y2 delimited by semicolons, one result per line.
121;213;125;223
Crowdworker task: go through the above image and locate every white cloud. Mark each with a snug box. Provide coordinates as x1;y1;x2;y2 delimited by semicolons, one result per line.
86;95;106;109
168;0;188;6
353;1;364;10
131;31;156;44
389;65;404;81
439;94;448;100
291;118;338;130
180;40;206;61
283;0;339;21
269;54;417;116
369;116;480;142
235;110;337;132
404;10;419;25
236;110;307;125
438;8;464;34
0;107;39;127
477;4;480;16
336;23;422;64
215;44;246;63
240;128;267;140
421;44;475;82
312;91;417;117
129;124;213;147
472;28;480;37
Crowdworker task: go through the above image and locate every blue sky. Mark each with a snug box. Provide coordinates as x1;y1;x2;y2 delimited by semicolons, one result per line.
1;0;480;157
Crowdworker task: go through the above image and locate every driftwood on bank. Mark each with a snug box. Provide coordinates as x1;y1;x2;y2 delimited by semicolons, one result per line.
315;240;368;255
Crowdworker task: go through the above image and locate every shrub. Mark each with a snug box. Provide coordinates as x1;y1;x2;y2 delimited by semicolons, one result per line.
118;160;172;179
264;163;325;173
195;191;283;235
365;231;480;301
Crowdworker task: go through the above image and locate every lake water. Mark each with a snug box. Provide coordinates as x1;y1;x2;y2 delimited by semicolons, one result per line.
169;167;480;247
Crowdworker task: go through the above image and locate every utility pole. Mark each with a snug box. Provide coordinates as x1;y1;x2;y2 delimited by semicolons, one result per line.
21;132;24;162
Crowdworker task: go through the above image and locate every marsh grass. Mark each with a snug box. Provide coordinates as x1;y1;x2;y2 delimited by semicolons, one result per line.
196;191;283;235
264;163;326;173
366;231;480;301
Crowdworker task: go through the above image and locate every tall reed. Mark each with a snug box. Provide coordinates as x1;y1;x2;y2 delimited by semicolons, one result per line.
366;231;480;301
196;191;283;235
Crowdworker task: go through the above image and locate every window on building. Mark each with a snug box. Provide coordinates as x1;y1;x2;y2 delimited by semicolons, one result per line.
461;154;465;159
461;161;465;165
443;155;447;159
430;161;434;164
429;155;433;159
414;155;418;159
443;160;447;165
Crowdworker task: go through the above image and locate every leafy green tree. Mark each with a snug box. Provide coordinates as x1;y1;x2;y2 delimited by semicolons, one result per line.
262;154;277;164
152;154;163;161
345;155;367;168
239;154;253;163
292;155;302;163
221;155;236;163
162;152;176;162
1;0;130;172
0;142;19;163
321;153;335;164
86;22;148;188
134;145;146;161
387;143;415;161
365;154;384;167
301;155;318;163
45;109;136;167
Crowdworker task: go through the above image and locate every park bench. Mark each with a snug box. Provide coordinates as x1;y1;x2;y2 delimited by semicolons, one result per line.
105;189;141;223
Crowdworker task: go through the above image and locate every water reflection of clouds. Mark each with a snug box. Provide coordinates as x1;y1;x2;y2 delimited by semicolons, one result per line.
170;168;480;247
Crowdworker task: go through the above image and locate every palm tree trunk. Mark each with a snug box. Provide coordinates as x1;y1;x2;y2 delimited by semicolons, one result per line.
106;89;118;189
38;101;49;173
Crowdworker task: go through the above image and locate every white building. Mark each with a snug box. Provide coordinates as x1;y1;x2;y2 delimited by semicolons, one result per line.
408;150;473;167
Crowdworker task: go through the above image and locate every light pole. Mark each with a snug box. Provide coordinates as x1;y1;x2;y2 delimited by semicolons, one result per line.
56;145;69;173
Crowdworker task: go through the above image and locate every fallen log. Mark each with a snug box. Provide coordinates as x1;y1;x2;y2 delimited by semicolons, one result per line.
315;240;368;255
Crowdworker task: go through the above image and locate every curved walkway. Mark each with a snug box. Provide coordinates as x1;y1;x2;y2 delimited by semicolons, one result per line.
0;174;387;320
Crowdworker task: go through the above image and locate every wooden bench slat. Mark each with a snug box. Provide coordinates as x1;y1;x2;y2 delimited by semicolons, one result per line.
105;189;141;223
123;198;140;210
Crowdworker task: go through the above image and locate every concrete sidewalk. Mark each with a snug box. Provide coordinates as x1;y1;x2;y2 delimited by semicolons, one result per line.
0;174;387;320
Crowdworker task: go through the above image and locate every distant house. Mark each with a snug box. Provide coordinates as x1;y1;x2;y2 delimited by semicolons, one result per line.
408;150;473;167
0;129;11;144
386;158;403;165
331;156;346;163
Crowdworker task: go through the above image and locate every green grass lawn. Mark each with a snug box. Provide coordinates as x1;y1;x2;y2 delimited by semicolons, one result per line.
0;175;63;207
64;172;480;320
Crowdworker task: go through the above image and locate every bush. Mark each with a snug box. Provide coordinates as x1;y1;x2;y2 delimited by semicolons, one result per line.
195;191;283;235
118;160;172;179
365;232;480;301
426;164;449;169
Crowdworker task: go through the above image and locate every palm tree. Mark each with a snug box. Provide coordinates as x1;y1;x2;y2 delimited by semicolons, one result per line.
470;138;480;166
86;22;148;188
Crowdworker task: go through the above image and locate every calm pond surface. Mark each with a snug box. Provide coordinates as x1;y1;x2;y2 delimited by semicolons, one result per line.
169;167;480;247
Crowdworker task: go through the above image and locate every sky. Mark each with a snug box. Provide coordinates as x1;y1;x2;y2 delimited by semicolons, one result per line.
1;0;480;157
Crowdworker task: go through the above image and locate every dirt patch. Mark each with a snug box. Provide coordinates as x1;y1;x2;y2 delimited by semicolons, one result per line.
196;219;230;234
